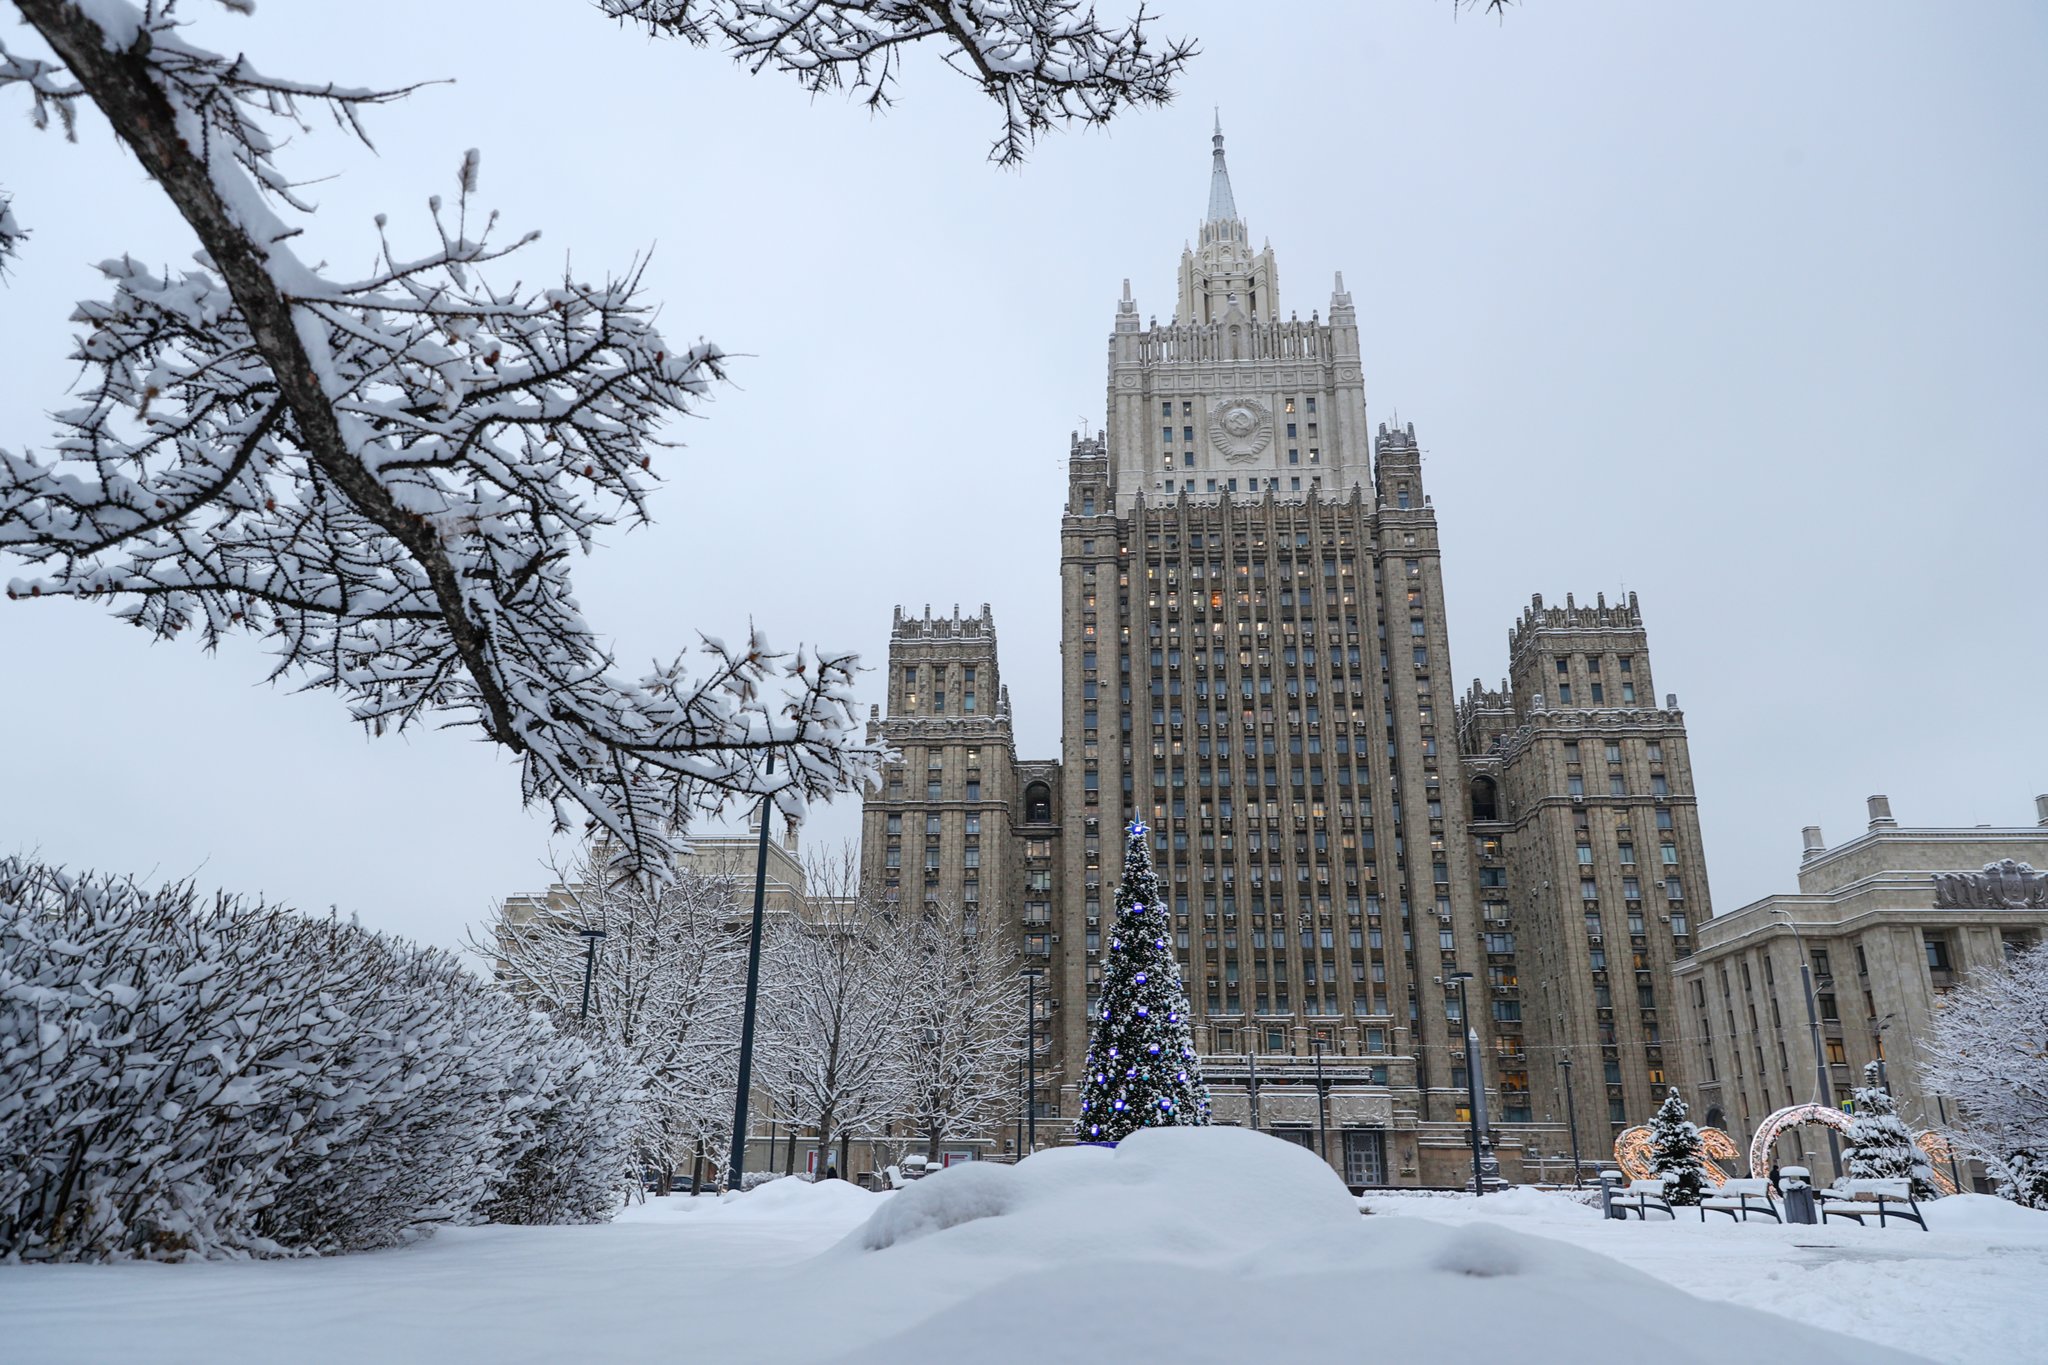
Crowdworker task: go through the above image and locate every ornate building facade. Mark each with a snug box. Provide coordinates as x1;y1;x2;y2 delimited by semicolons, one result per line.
1673;793;2048;1187
860;124;1721;1185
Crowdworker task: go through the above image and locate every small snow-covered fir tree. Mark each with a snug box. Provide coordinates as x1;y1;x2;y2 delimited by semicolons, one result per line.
1646;1087;1707;1205
1843;1063;1938;1197
1076;819;1210;1142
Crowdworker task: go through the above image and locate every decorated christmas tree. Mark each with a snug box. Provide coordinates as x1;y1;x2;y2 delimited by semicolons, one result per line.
1076;818;1211;1142
1844;1063;1938;1197
1647;1087;1707;1205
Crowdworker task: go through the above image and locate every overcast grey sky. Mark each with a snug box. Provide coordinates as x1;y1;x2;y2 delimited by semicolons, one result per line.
3;1;2043;959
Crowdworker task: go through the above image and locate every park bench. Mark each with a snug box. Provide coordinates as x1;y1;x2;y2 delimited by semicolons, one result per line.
1699;1177;1780;1223
1610;1177;1676;1220
1818;1177;1926;1231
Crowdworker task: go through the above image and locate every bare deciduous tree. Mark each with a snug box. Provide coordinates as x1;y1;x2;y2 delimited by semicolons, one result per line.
1921;942;2048;1205
477;845;747;1191
890;897;1028;1163
757;845;906;1177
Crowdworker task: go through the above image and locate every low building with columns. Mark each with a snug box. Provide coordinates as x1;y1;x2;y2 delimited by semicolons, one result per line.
1672;792;2048;1186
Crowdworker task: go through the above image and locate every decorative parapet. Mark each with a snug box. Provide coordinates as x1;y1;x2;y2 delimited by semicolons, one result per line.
1932;858;2048;909
1488;702;1688;767
1507;589;1645;662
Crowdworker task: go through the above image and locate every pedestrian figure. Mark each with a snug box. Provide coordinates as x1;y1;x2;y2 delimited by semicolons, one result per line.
824;1163;838;1182
1769;1161;1782;1197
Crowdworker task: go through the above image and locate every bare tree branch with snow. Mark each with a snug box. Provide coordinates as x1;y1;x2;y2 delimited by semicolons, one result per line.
0;0;900;875
600;0;1195;166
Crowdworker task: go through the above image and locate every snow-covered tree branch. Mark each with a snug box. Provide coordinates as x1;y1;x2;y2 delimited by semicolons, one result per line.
0;0;887;876
1921;943;2048;1207
477;844;748;1189
601;0;1195;166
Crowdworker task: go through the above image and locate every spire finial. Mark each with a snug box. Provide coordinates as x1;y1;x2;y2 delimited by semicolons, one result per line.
1205;111;1238;225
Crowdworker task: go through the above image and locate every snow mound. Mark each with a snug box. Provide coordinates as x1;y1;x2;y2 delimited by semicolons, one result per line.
827;1127;1923;1365
1429;1222;1532;1277
729;1176;880;1214
855;1160;1024;1249
1922;1192;2048;1232
1465;1184;1603;1221
848;1124;1355;1260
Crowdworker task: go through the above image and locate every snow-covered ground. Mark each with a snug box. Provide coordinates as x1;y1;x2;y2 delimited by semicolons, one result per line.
3;1128;2038;1365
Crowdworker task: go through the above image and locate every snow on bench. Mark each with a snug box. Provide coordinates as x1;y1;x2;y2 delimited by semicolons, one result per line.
1611;1178;1676;1220
1699;1177;1780;1223
1818;1178;1925;1231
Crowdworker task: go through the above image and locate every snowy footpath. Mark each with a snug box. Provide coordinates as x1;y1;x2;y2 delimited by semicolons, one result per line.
3;1128;2039;1365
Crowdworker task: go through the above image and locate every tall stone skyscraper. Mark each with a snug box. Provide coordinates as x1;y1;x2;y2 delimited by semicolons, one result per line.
860;124;1717;1183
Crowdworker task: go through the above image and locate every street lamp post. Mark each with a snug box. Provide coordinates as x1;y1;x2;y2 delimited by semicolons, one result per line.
1311;1038;1331;1168
1870;1013;1896;1093
1021;966;1045;1154
726;751;779;1193
1559;1054;1584;1187
1451;972;1486;1197
576;927;606;1021
1248;1050;1262;1133
1773;908;1841;1180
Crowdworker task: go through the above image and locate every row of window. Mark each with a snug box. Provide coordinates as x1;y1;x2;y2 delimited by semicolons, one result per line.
1159;396;1320;419
899;664;979;714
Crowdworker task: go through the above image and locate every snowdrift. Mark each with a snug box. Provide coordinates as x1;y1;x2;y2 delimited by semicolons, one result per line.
827;1127;1922;1365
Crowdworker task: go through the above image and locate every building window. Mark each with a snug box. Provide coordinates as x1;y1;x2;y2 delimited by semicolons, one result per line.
1558;684;1573;704
1925;934;1952;973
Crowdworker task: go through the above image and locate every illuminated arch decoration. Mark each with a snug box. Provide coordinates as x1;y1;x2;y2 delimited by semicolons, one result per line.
1748;1103;1852;1178
1915;1131;1961;1197
1612;1126;1742;1186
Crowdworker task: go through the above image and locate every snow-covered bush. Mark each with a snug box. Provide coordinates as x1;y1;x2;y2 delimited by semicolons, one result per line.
0;858;642;1261
1843;1064;1937;1198
1645;1088;1706;1205
1985;1149;2048;1210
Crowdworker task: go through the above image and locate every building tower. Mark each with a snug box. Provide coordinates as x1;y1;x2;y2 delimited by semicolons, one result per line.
1052;122;1512;1186
1456;593;1715;1153
858;605;1064;1141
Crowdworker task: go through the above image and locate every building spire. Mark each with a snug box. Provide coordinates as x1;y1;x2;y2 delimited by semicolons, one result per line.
1207;108;1238;224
